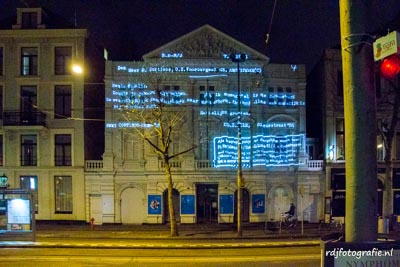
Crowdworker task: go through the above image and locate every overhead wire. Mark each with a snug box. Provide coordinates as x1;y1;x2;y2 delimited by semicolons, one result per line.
264;0;278;55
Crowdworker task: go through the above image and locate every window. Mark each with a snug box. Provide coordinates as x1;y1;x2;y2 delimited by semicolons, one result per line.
336;118;345;160
20;85;37;117
54;176;72;214
54;85;71;118
286;87;294;106
21;47;38;75
268;87;276;105
377;135;384;161
0;86;2;119
396;133;400;160
164;85;171;102
55;47;72;75
20;176;38;213
173;85;180;103
337;71;343;97
21;135;37;166
55;134;71;166
199;85;215;106
21;12;38;29
277;87;284;105
0;135;3;166
0;47;3;75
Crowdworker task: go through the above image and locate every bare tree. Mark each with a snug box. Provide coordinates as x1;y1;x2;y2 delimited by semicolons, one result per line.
377;77;400;219
119;66;196;236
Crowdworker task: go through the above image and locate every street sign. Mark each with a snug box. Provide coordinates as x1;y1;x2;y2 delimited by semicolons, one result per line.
373;31;400;62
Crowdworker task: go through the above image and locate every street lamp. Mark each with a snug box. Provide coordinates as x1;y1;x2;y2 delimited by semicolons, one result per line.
0;173;8;188
230;53;246;236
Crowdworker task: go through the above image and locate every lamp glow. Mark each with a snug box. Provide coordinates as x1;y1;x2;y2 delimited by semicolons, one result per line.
72;64;83;74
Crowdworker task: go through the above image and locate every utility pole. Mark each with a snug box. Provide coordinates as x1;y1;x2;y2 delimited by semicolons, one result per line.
339;0;377;242
230;53;246;236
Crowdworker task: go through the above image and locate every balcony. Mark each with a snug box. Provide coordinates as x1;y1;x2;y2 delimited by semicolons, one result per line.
3;111;46;126
84;159;324;172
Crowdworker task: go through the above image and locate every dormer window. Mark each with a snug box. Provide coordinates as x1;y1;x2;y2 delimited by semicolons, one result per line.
13;8;46;29
22;11;38;29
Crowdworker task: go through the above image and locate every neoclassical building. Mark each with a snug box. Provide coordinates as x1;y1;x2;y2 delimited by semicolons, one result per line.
85;25;324;225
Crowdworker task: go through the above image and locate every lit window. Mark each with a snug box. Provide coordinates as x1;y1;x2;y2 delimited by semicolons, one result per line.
20;176;38;213
54;176;72;214
21;47;38;76
336;118;345;160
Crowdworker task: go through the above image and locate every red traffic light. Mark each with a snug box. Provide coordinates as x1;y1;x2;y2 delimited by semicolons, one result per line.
380;54;400;79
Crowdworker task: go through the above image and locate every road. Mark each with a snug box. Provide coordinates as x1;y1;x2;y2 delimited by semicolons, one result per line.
0;244;321;266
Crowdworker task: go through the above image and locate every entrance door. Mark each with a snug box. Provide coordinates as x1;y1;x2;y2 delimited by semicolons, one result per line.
121;188;145;224
234;189;250;222
163;189;180;223
196;184;218;223
90;195;102;225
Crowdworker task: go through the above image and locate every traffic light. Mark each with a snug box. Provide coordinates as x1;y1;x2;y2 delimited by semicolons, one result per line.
380;54;400;79
373;31;400;79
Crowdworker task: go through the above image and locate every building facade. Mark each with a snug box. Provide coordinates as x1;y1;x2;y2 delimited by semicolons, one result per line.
86;25;324;225
307;48;400;223
0;7;87;221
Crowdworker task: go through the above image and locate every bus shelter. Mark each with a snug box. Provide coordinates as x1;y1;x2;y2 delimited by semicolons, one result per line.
0;189;35;242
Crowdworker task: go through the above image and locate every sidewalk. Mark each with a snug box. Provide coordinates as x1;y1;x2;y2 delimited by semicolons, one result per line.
34;221;335;239
1;221;399;248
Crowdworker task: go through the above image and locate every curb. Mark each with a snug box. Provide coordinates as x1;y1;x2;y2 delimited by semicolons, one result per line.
0;239;321;249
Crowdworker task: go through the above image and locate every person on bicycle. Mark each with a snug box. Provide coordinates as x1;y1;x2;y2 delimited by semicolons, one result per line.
284;203;296;224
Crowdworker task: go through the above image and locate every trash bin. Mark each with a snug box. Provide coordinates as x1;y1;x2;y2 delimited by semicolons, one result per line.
378;217;389;234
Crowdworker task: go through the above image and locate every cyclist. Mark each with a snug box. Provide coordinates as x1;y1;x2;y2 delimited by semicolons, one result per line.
284;203;296;226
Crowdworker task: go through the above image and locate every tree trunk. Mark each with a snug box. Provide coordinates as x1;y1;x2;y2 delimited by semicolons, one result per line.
383;146;393;218
165;159;179;237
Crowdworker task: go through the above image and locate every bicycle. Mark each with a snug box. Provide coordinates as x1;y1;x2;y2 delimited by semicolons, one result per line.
280;213;298;229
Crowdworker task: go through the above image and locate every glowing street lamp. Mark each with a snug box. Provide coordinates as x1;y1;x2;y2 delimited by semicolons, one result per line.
72;63;83;74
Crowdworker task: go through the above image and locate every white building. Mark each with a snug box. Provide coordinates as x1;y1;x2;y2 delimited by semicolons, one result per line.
0;7;87;221
85;25;324;225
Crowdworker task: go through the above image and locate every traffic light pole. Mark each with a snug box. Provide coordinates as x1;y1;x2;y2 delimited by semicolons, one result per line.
340;0;377;242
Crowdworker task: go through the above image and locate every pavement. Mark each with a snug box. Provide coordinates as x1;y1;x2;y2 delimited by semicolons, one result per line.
0;221;399;248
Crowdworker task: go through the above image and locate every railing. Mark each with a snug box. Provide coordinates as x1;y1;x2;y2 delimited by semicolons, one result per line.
196;160;213;169
3;111;46;126
305;160;324;171
159;160;182;169
85;160;103;171
84;159;324;172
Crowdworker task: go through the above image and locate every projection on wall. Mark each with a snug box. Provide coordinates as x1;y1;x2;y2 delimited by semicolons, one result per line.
106;62;305;167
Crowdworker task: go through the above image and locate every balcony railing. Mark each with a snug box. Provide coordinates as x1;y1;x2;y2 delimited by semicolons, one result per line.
84;159;324;172
3;111;46;126
85;160;103;171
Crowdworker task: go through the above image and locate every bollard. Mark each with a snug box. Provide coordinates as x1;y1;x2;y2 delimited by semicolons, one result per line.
90;217;95;230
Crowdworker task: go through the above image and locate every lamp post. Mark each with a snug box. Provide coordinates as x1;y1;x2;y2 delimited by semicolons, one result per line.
230;53;246;236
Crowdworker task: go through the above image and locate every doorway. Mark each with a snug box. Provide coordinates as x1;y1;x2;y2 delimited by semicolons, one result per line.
234;188;250;222
121;187;146;224
196;184;218;223
162;189;180;224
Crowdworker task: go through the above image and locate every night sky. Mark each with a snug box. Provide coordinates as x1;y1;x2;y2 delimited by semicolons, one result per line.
0;0;399;73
